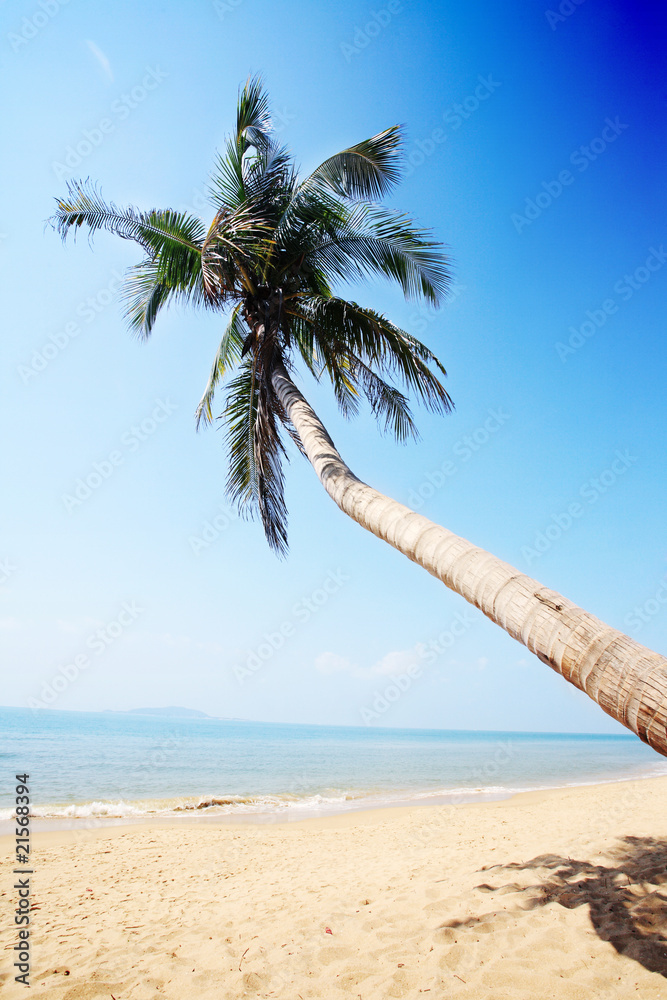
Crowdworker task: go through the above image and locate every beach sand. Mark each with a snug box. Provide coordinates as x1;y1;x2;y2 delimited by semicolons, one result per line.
2;776;667;999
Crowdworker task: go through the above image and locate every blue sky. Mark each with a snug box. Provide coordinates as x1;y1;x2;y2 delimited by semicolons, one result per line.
1;0;665;733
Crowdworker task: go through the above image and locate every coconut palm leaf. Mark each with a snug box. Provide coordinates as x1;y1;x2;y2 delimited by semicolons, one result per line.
253;362;289;557
224;350;289;555
303;204;451;305
200;202;274;298
120;260;174;339
207;77;275;212
53;180;205;252
235;75;272;149
300;126;403;201
291;296;453;415
196;305;246;428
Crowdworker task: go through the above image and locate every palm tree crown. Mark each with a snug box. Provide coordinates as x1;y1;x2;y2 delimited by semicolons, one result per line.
51;77;453;555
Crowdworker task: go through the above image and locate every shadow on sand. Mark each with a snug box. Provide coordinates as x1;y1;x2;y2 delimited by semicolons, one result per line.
440;835;667;977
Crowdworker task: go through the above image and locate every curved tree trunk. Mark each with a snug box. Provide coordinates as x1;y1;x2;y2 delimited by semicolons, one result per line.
272;361;667;757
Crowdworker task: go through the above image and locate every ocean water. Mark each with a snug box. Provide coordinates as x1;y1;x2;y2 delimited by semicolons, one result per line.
1;706;666;825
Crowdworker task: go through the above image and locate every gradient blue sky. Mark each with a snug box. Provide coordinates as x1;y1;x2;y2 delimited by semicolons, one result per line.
1;0;666;733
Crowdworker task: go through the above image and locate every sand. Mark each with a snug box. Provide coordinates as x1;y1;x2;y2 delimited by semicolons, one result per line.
2;776;667;999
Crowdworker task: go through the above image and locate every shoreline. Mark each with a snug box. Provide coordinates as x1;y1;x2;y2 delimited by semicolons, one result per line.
2;775;667;997
2;771;666;842
2;765;666;834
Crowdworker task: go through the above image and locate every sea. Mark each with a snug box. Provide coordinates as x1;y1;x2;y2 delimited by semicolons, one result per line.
1;706;666;829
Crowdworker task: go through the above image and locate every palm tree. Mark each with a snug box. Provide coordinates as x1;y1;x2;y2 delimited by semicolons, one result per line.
51;78;667;756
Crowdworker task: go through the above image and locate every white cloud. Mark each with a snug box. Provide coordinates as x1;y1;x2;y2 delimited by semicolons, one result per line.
370;648;422;676
315;652;353;675
315;646;424;678
86;40;113;82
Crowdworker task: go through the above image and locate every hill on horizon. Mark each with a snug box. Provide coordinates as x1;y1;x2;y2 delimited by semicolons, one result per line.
114;706;214;719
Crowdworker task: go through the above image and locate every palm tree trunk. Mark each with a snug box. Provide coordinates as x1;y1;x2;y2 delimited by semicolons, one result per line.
272;360;667;756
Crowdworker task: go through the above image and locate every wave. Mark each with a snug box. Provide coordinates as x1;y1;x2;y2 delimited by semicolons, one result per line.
2;763;667;823
0;790;363;821
0;786;488;821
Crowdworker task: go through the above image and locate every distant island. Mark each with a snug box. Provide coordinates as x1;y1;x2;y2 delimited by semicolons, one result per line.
106;707;216;719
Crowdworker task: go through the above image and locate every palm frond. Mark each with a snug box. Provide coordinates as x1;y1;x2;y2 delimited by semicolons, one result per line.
235;75;272;149
201;202;273;298
300;329;417;440
208;75;276;212
304;204;451;305
195;306;247;428
350;357;417;440
208;143;247;213
292;296;453;415
223;351;289;556
51;180;205;252
120;260;172;339
301;126;403;201
244;138;292;197
273;185;352;278
314;344;361;420
253;368;289;556
224;356;259;513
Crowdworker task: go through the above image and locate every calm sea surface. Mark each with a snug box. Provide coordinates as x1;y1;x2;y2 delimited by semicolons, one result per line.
1;707;666;824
